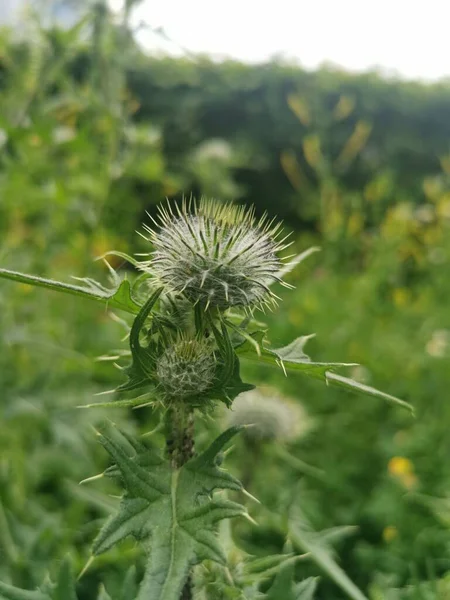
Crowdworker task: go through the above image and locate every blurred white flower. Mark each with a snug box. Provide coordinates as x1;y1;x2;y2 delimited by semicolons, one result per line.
193;139;233;162
415;204;435;224
228;387;310;442
126;125;161;146
393;203;415;222
428;247;447;264
0;129;8;148
52;126;76;144
426;329;450;357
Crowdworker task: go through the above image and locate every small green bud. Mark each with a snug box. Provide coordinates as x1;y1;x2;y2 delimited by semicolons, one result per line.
139;197;290;310
156;337;216;401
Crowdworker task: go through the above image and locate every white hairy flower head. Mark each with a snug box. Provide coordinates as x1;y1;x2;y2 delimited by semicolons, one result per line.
228;387;309;442
139;198;290;310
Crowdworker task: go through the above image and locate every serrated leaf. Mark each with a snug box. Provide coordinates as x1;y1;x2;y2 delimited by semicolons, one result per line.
0;269;142;315
53;557;77;600
244;554;295;576
0;585;49;600
97;588;112;600
244;556;302;590
0;556;77;600
206;318;254;406
95;251;142;269
325;373;413;414
236;331;356;379
273;335;315;361
289;513;368;600
92;424;248;600
409;493;450;527
114;287;164;395
294;577;319;600
265;561;317;600
236;332;413;413
119;567;138;600
314;525;358;547
79;396;156;410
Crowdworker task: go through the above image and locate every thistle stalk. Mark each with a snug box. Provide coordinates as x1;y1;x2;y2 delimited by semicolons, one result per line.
165;404;195;599
165;403;195;469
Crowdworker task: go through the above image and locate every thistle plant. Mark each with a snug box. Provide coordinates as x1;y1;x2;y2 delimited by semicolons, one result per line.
0;198;413;600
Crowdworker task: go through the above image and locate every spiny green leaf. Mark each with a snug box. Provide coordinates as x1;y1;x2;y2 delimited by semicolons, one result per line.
194;527;307;598
242;555;303;588
0;556;77;600
289;512;368;600
119;567;138;600
236;332;413;413
206;319;254;406
236;331;355;379
294;577;320;600
325;372;414;414
271;335;316;362
0;584;49;600
53;557;77;600
265;560;318;600
92;423;249;600
409;492;450;527
0;269;142;315
95;251;142;269
115;287;164;394
314;525;359;547
97;588;112;600
244;554;295;576
105;280;143;314
79;396;156;410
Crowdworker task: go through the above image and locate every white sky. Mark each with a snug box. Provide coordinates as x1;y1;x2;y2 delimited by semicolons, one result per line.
110;0;450;82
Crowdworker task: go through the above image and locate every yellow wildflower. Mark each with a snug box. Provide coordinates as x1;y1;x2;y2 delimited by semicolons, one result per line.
383;526;398;543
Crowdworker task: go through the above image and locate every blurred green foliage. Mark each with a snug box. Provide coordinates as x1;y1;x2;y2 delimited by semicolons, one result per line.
1;2;450;599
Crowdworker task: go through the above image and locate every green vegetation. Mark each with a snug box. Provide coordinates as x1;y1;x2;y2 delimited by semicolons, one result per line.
1;3;450;599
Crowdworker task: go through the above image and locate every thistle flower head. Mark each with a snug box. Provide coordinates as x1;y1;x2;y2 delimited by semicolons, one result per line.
228;387;309;442
156;337;216;401
139;198;290;310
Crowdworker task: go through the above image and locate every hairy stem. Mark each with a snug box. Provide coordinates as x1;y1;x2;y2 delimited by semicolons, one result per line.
166;403;195;469
165;403;195;599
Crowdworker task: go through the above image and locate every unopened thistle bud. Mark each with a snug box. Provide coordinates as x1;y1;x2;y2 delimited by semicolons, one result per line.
228;387;309;442
156;337;216;401
139;198;290;310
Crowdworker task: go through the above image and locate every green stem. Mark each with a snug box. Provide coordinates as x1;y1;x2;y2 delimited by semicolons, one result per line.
165;403;195;600
166;403;195;469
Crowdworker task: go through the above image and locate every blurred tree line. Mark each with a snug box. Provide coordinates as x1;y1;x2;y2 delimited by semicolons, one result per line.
3;2;450;249
126;56;450;229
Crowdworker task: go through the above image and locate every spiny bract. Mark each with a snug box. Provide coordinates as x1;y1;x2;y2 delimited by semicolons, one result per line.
156;337;216;400
139;198;291;310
